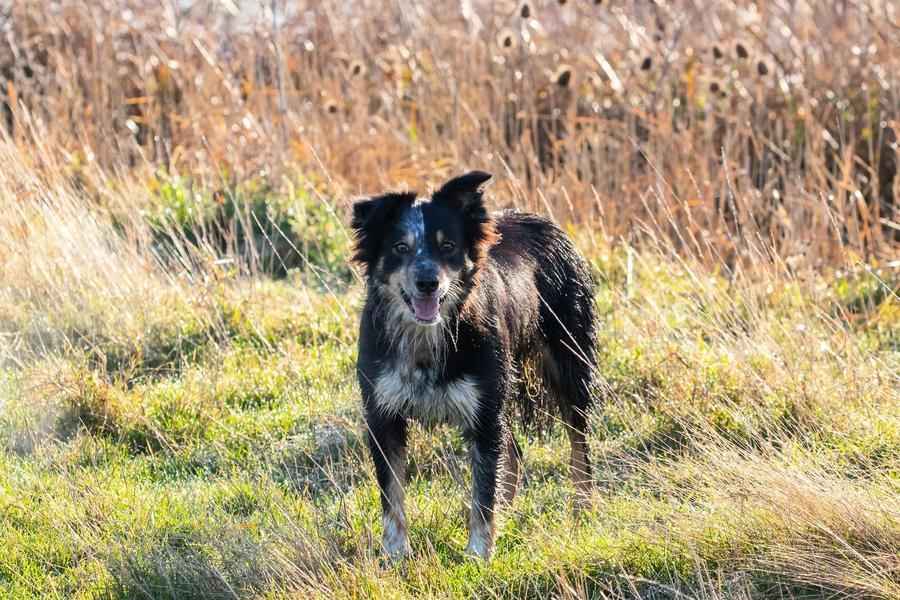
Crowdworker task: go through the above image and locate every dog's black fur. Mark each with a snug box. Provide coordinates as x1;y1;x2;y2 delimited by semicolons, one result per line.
352;171;597;560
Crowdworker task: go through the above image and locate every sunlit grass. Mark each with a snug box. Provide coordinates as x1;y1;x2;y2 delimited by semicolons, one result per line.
1;138;897;598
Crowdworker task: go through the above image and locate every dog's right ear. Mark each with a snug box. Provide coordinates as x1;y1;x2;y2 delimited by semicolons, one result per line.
432;171;492;212
433;171;499;268
350;192;416;273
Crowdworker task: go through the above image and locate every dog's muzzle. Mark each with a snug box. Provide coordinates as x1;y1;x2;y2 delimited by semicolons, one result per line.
400;289;445;324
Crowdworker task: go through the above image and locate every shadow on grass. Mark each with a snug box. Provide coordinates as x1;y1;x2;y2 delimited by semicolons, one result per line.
104;527;276;600
271;420;367;496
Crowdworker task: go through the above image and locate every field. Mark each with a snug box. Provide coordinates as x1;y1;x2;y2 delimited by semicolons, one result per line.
1;1;899;598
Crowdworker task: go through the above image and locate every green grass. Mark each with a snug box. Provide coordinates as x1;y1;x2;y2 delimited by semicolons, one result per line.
1;168;898;599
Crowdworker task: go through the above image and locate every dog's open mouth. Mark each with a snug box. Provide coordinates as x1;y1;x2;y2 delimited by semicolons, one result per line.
400;290;445;324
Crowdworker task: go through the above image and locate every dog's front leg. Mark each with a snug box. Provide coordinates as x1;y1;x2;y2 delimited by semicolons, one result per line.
466;418;502;559
367;413;410;559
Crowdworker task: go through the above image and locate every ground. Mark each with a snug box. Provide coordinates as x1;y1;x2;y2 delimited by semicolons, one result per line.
0;162;897;599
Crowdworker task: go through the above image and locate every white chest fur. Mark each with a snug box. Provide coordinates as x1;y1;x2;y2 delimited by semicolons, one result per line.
373;364;480;430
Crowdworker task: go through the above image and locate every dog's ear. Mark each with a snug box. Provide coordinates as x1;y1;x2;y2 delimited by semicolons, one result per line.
350;192;416;272
432;171;492;212
351;197;378;231
433;171;499;266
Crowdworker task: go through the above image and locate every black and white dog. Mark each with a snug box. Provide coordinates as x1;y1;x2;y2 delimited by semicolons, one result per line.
352;171;597;560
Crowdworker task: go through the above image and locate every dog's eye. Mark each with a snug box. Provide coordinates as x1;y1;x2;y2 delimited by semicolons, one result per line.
440;241;456;253
393;242;410;255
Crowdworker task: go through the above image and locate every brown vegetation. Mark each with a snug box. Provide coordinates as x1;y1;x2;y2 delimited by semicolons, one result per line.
1;0;897;268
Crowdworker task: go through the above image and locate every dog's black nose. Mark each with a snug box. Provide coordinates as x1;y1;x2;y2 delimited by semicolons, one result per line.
415;278;439;294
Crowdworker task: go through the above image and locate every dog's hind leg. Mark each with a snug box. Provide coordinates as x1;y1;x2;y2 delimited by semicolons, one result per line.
497;424;521;506
543;338;596;508
366;414;410;559
564;401;593;507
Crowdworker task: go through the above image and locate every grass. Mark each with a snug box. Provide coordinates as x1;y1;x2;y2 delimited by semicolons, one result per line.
1;1;899;598
1;139;898;599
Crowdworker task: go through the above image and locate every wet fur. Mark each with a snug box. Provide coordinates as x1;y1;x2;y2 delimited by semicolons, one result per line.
352;172;597;560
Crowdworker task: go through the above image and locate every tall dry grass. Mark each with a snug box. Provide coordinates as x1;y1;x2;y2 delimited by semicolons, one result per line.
1;0;897;268
0;139;221;376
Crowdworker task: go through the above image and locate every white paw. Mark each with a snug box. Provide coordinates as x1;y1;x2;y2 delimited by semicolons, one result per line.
383;537;411;560
464;534;493;560
383;515;410;560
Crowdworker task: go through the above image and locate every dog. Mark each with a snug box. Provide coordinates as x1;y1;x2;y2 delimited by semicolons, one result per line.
352;171;597;560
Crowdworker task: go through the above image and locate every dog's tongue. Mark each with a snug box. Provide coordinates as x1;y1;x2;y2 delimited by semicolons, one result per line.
412;296;440;321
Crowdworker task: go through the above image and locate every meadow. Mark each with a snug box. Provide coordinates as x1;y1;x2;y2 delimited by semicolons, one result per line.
0;1;898;598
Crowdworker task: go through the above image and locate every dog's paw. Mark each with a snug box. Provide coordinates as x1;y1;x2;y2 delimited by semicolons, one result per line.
382;535;411;562
463;537;493;561
382;513;411;562
572;489;595;517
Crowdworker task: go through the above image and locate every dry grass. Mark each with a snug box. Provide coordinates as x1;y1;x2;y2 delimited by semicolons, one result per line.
2;0;898;265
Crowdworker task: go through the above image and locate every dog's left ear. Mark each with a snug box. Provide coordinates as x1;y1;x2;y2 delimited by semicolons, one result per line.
432;171;492;212
433;171;499;266
350;192;416;274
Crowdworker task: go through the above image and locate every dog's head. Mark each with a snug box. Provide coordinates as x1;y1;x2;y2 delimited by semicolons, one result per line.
351;171;498;326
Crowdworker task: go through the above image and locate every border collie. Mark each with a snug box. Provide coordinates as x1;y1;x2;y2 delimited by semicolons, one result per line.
352;171;597;560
